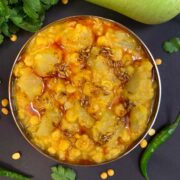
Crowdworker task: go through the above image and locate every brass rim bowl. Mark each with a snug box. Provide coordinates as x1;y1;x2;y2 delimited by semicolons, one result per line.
8;15;161;166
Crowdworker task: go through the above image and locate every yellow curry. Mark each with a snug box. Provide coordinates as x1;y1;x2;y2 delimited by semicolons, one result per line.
12;17;156;164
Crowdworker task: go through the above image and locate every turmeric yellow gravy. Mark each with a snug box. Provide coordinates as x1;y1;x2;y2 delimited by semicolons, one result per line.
13;17;155;164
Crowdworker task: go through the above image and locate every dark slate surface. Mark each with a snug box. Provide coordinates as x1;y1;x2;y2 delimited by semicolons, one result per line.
0;1;180;180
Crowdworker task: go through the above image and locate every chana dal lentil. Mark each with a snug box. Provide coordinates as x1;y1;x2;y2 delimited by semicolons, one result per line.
10;34;17;42
107;169;115;177
12;152;21;160
1;107;9;115
12;17;156;164
1;98;9;107
100;172;108;179
140;139;148;148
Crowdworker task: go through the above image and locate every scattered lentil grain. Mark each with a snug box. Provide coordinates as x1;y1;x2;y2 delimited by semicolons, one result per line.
1;108;9;115
61;0;69;4
10;34;17;42
100;172;108;179
140;139;148;148
107;169;115;176
148;128;156;136
1;98;9;107
155;58;162;65
12;152;21;160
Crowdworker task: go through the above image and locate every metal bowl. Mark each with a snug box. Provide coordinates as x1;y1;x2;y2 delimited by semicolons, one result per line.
9;15;161;166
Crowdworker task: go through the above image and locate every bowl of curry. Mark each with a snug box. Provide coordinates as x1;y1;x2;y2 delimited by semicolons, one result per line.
9;16;161;165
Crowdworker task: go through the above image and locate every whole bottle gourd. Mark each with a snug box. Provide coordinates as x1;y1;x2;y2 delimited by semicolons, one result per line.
86;0;180;24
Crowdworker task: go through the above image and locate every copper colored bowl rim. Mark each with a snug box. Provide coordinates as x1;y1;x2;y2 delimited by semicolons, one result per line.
8;15;162;167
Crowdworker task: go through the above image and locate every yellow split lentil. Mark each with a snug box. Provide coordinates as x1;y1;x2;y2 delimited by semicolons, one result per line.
1;98;9;107
61;0;69;4
107;169;115;176
148;128;156;136
12;152;21;160
10;34;17;42
155;58;162;65
100;172;108;179
140;139;148;148
1;108;9;115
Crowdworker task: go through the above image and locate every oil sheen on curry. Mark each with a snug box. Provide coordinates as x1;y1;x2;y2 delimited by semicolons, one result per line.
13;17;156;164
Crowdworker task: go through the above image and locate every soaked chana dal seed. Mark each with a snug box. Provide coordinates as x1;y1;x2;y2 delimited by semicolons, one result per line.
10;34;17;42
12;152;21;160
1;108;9;115
1;98;9;107
107;169;115;176
100;172;108;179
148;128;156;136
155;58;162;65
140;139;148;148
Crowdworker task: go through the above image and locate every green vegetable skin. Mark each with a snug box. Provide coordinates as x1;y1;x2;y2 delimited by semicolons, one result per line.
0;167;30;180
140;112;180;180
86;0;180;24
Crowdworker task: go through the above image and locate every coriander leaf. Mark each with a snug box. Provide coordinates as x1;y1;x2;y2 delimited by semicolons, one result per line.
0;17;5;26
41;0;58;6
11;16;23;24
1;22;11;36
0;0;60;45
65;168;76;180
0;0;9;16
23;0;44;20
9;7;24;24
10;8;43;33
51;167;58;173
15;19;42;32
9;22;19;34
51;165;76;180
163;37;180;53
0;34;4;44
23;1;39;19
40;0;59;10
57;166;66;175
23;0;42;13
8;0;19;4
50;0;59;5
51;173;62;180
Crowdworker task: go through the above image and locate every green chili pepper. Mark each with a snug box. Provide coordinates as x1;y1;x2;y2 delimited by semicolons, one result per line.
0;167;30;180
140;112;180;180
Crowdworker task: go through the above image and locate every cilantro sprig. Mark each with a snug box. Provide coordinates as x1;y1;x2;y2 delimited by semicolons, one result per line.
163;37;180;53
0;0;59;45
51;165;76;180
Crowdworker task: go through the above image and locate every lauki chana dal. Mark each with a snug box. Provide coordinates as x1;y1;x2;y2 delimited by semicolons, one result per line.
12;17;156;164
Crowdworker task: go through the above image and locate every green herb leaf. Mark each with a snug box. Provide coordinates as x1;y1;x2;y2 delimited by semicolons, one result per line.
8;22;19;34
0;34;4;44
23;0;43;20
40;0;59;10
0;0;9;16
1;22;11;36
51;165;76;180
13;18;42;32
50;0;59;5
0;0;60;45
8;0;19;4
163;37;180;53
65;168;76;180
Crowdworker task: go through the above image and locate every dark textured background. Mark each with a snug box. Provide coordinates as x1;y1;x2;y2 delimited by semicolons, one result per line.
0;1;180;180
